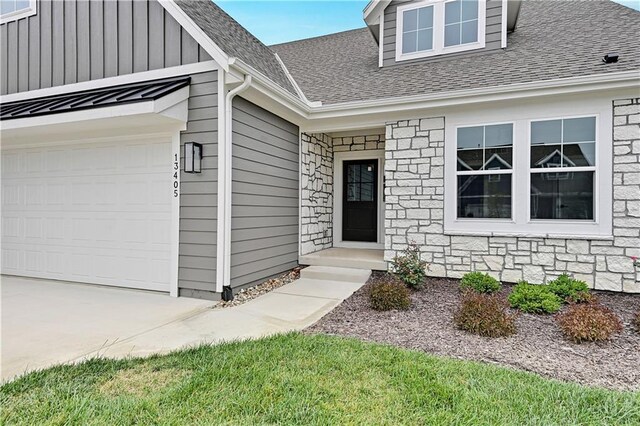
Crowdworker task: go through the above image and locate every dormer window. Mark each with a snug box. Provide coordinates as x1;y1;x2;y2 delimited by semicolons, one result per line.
396;0;486;62
0;0;36;24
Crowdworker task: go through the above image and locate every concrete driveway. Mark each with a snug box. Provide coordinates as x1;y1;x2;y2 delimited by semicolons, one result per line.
1;268;367;383
1;276;213;382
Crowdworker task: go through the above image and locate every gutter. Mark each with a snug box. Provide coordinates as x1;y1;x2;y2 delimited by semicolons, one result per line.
218;73;252;300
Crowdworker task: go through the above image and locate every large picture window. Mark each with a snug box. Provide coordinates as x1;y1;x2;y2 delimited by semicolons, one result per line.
530;117;596;220
456;124;513;219
396;0;486;61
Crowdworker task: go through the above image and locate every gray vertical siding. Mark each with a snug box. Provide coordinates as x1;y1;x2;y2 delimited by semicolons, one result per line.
230;96;300;289
0;0;212;95
383;0;503;67
178;70;219;300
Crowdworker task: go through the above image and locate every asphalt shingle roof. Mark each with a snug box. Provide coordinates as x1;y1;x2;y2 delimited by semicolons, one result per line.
271;0;640;105
175;0;298;97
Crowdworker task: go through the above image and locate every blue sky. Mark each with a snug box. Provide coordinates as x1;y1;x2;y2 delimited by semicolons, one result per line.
216;0;640;46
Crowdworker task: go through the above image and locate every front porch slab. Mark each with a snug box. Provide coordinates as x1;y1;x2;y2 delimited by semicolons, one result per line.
299;248;387;271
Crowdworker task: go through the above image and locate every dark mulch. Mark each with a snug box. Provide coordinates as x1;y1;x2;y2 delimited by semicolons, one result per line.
307;272;640;391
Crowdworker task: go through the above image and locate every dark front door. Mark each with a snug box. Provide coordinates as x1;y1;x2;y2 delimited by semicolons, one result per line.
343;159;377;242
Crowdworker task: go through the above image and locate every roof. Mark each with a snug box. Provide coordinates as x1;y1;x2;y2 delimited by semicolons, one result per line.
271;0;640;105
0;77;190;120
174;0;298;97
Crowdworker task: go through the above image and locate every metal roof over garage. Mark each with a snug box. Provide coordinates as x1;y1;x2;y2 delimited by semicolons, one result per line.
0;76;191;121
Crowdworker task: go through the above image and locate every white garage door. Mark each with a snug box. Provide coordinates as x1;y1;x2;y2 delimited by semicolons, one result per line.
1;136;173;292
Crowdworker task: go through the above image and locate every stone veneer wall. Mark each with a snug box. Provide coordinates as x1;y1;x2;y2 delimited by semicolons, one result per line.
300;132;386;255
333;134;386;152
384;99;639;293
301;133;333;255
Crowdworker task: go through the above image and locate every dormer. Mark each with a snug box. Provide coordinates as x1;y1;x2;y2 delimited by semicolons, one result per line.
364;0;522;67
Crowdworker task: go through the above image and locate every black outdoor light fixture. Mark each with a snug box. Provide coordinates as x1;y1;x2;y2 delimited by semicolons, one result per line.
602;53;619;64
184;142;203;173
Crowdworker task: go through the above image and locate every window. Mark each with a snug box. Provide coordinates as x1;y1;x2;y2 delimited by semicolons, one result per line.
445;109;610;239
530;117;596;220
0;0;36;24
396;0;485;61
445;0;479;47
401;6;434;54
456;124;513;219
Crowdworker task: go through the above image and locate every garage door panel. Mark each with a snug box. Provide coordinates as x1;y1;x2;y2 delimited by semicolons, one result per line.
1;137;173;292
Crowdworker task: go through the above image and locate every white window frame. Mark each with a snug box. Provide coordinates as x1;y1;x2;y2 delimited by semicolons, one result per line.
0;0;36;24
527;115;598;223
444;99;612;239
395;0;486;62
455;121;515;221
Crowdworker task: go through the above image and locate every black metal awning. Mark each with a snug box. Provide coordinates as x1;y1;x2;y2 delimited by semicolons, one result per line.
0;76;191;121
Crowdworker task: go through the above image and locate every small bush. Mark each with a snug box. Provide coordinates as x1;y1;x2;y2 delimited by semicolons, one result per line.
369;279;411;311
556;302;623;343
508;282;562;314
454;291;517;337
460;272;501;294
391;242;427;289
548;274;591;303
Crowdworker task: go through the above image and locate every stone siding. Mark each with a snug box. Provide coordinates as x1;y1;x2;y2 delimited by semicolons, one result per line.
301;133;333;255
384;99;639;293
300;132;385;255
333;134;385;152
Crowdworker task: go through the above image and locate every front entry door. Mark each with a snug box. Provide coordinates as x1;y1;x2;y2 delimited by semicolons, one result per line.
343;159;377;242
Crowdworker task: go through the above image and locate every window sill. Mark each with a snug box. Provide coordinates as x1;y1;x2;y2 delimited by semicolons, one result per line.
396;42;484;62
443;229;614;241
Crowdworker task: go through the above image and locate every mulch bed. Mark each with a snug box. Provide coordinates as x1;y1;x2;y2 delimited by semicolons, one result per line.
307;271;640;391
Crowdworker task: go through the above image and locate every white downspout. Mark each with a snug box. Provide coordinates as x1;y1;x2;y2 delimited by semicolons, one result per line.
220;74;252;297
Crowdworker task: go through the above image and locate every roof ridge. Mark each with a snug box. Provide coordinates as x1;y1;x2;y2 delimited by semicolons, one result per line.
270;27;369;48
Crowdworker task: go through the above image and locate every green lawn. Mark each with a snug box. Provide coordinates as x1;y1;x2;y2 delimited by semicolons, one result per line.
1;333;638;425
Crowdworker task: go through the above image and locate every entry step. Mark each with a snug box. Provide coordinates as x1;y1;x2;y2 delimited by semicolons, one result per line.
300;266;372;283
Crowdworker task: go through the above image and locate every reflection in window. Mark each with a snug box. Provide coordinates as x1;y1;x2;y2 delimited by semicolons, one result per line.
531;172;594;220
346;163;375;202
530;117;596;221
456;123;513;219
458;174;512;219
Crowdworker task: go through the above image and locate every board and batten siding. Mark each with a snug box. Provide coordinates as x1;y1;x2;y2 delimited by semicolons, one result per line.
178;70;219;300
382;0;503;67
0;0;211;95
230;96;300;290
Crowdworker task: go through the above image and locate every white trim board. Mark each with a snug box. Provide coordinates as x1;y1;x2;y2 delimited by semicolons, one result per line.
333;150;386;250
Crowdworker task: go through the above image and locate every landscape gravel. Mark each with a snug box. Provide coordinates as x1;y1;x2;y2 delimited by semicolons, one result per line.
307;272;640;391
215;267;301;309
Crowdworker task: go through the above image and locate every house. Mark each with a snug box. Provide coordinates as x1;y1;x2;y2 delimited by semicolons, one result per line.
1;0;638;300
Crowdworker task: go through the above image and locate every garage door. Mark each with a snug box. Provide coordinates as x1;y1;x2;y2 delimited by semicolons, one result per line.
1;136;172;292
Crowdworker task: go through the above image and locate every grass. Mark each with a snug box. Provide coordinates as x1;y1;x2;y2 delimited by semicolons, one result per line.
1;333;638;425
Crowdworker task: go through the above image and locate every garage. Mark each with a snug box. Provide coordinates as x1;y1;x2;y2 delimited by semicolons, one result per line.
0;77;189;294
1;137;172;291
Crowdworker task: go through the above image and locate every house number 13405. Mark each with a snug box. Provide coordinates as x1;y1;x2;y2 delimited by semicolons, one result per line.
173;153;179;197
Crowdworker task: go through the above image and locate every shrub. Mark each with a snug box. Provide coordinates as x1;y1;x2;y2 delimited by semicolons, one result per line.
508;282;562;314
460;272;501;294
454;291;517;337
391;242;427;289
556;302;623;343
369;279;411;311
547;274;591;303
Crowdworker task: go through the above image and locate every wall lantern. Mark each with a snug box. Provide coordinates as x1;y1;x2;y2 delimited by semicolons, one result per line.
184;142;203;173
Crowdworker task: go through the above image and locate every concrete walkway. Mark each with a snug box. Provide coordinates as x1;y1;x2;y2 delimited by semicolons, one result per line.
1;267;368;382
